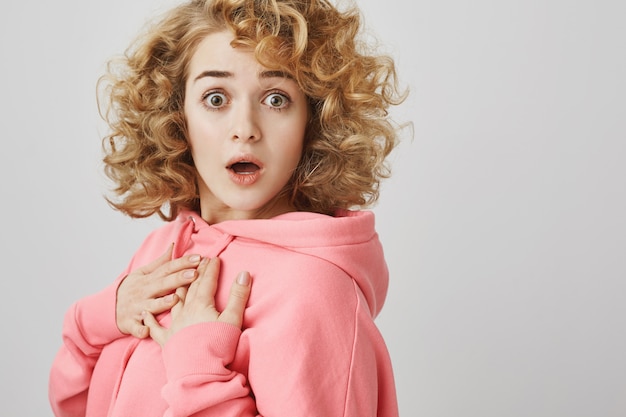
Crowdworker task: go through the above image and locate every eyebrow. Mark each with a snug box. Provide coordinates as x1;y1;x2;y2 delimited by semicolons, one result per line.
260;70;293;80
192;70;293;82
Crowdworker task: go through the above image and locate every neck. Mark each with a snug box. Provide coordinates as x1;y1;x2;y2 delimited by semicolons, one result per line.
199;197;296;224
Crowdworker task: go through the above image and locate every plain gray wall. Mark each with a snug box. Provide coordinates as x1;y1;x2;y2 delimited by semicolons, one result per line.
1;0;624;416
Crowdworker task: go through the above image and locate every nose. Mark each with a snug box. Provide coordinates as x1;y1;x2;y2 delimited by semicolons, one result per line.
230;102;261;142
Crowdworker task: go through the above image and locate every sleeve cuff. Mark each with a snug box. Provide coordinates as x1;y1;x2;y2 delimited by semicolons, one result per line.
162;322;242;381
68;282;125;346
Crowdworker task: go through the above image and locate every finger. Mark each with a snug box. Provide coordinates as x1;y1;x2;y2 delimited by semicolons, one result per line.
155;253;202;279
219;271;251;329
148;293;179;315
145;257;199;299
175;286;188;303
170;287;187;316
142;311;166;347
129;320;150;339
137;243;174;275
189;257;219;305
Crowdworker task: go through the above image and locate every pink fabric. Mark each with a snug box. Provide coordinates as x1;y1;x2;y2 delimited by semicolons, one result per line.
49;210;399;416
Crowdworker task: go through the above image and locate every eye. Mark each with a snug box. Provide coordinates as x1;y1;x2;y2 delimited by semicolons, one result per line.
203;91;227;109
264;92;290;109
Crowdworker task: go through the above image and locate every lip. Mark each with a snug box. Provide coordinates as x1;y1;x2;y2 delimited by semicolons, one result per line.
226;154;264;186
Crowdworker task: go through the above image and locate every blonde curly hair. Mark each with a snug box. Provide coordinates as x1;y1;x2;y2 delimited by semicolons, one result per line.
99;0;407;221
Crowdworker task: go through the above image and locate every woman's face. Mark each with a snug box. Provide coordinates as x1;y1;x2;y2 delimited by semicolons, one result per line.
184;30;308;223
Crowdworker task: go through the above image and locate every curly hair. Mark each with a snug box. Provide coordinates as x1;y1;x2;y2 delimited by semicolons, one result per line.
99;0;407;221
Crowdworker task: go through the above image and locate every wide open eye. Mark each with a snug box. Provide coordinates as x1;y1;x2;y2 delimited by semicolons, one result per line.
203;92;227;109
264;92;290;109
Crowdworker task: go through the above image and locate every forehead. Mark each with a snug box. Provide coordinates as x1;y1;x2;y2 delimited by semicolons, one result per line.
188;31;258;75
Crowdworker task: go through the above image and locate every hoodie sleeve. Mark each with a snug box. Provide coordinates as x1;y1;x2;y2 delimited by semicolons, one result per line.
48;275;127;416
156;258;398;417
246;260;399;417
160;322;257;416
48;222;182;416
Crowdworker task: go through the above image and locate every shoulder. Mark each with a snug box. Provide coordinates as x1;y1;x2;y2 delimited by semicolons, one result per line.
243;251;361;323
124;216;189;269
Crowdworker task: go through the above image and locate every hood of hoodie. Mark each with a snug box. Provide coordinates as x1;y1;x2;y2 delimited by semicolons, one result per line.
174;209;389;317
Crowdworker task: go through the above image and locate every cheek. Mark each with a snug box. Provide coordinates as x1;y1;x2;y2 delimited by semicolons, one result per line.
184;100;211;144
283;127;305;165
295;124;307;158
187;131;218;172
186;115;216;155
284;144;304;176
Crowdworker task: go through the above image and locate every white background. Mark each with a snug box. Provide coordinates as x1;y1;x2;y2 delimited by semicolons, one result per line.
1;0;625;416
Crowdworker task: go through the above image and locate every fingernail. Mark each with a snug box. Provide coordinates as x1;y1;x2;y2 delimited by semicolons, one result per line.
237;271;250;285
183;270;195;279
189;254;201;263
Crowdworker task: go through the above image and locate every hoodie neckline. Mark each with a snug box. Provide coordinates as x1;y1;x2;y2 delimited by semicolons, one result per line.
176;209;378;249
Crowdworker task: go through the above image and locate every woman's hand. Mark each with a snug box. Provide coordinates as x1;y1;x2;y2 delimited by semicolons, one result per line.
116;244;202;339
142;257;251;347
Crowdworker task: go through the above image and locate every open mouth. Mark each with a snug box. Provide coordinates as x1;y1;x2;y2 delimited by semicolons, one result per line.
228;161;260;174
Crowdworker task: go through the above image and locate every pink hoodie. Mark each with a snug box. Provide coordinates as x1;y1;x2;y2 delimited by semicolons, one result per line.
49;209;398;417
